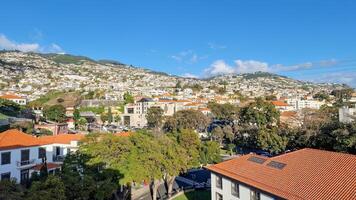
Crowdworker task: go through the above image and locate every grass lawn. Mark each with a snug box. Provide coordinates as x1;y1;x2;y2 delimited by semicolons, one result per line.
173;190;211;200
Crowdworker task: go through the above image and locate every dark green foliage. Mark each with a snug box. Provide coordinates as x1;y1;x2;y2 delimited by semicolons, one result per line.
123;92;134;105
200;141;222;165
26;175;66;200
313;92;330;101
43;104;66;123
0;179;24;200
146;107;164;129
208;102;239;121
0;98;22;116
163;110;210;132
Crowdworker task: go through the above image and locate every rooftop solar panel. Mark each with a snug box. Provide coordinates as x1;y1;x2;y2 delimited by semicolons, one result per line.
247;156;267;164
267;161;286;169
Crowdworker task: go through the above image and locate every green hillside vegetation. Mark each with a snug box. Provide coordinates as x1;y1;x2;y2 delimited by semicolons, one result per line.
42;54;95;65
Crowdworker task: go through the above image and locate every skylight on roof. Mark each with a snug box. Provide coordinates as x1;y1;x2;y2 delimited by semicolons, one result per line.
267;161;286;170
247;156;267;164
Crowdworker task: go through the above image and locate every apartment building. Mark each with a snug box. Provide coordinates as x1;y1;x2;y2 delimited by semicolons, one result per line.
0;129;83;184
207;148;356;200
286;99;325;110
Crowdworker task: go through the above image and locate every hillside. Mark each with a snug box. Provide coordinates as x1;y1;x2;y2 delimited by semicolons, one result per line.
0;51;347;101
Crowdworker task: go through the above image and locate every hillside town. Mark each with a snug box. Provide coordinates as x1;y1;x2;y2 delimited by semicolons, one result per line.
0;49;355;200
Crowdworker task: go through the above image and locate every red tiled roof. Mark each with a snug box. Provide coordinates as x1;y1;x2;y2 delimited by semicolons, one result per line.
207;148;356;200
0;129;84;150
271;101;290;107
38;134;84;145
0;94;25;100
0;129;39;150
32;163;61;171
281;111;297;117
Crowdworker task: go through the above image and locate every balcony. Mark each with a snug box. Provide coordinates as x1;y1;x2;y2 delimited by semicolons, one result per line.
53;155;65;162
16;159;36;168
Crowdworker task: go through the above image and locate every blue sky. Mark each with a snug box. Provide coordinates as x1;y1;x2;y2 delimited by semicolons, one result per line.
1;0;356;86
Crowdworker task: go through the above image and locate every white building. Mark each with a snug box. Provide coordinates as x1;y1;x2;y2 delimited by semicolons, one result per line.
121;98;156;128
339;105;356;123
286;99;325;110
0;94;27;105
0;129;83;183
207;148;356;200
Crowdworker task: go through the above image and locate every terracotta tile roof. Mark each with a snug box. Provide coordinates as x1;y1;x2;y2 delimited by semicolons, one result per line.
38;134;84;145
271;101;290;107
0;129;39;150
0;94;25;100
32;162;61;171
207;148;356;200
0;129;84;150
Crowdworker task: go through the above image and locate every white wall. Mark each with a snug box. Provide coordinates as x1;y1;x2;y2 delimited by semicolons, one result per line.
211;172;275;200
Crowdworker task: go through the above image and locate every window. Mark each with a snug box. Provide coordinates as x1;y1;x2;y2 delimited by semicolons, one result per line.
127;108;134;114
21;149;30;165
1;172;11;180
216;192;223;200
216;175;222;189
38;147;46;159
1;152;11;165
231;182;239;198
250;190;261;200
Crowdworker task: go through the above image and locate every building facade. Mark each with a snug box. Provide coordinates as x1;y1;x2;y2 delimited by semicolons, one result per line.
0;129;83;183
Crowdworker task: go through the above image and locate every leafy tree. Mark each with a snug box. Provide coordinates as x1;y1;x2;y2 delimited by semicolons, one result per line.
265;95;277;101
239;98;280;127
208;102;239;122
256;128;288;154
223;125;234;142
164;110;210;132
0;179;24;200
107;107;113;124
313;92;330;101
77;117;88;131
0;98;22;116
227;143;236;155
200;141;222;165
176;129;201;168
61;152;118;200
26;175;66;200
43;105;66;123
211;126;224;144
73;109;80;127
123;92;134;105
146;107;164;130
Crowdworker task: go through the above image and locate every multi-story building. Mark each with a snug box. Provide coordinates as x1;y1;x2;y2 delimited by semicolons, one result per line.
121;98;156;128
0;129;83;184
286;99;325;110
207;148;356;200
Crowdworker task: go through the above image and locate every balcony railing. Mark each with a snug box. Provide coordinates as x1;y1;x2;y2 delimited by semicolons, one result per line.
16;159;36;167
53;155;65;162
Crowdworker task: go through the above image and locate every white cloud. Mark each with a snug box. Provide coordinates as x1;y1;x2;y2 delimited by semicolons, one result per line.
204;60;235;76
0;34;40;52
0;34;64;53
208;42;226;50
171;50;206;64
309;72;356;87
182;73;199;79
234;60;270;73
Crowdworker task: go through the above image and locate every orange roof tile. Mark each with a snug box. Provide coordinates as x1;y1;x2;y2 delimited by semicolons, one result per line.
38;134;84;145
207;148;356;200
0;129;39;150
271;101;290;107
0;94;25;100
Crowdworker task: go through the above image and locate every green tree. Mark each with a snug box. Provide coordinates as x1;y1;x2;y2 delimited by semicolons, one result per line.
200;141;222;165
107;107;113;124
26;175;66;200
0;179;24;200
211;126;224;144
0;98;22;116
239;98;280;127
123;92;134;105
223;125;234;142
146;107;164;130
73;109;80;127
77;117;88;131
43;105;66;123
208;102;239;122
164;110;210;132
